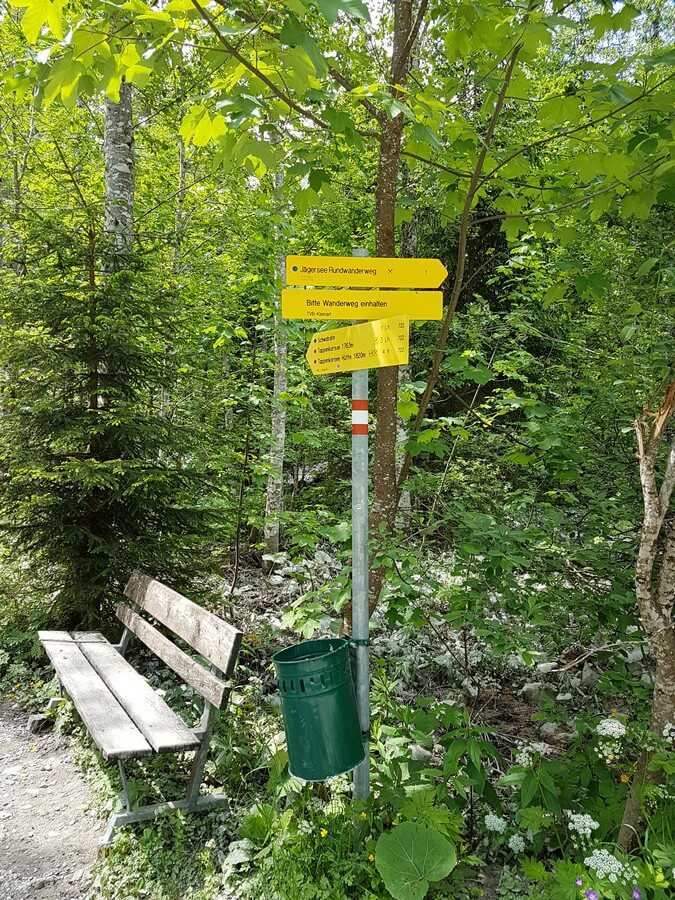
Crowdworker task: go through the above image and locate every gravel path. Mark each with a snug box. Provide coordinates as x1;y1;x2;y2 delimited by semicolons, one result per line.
0;702;100;900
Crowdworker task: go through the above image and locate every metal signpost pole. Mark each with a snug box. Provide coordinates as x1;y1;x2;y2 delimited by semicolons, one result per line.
351;247;370;802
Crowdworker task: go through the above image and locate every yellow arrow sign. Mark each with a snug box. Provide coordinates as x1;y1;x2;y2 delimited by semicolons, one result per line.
287;255;448;289
307;316;409;376
282;289;442;321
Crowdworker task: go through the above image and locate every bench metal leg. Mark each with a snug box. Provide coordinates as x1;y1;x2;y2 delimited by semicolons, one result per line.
101;794;230;845
101;670;229;846
46;678;63;711
186;702;216;810
117;761;131;812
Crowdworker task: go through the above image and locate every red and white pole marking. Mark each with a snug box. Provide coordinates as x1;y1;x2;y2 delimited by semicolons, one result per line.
352;399;368;435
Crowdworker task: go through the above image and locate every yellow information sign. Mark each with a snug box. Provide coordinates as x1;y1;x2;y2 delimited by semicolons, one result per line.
282;289;442;321
307;316;409;376
287;255;448;289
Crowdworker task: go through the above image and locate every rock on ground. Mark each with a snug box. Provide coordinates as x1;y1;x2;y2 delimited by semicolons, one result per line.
0;702;100;900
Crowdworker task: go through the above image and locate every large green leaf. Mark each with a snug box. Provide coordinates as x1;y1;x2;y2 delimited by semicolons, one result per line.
314;0;369;23
375;823;457;900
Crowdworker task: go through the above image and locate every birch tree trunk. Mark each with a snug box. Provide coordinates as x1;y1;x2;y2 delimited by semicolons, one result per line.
618;381;675;849
263;169;288;570
104;81;134;268
160;135;187;420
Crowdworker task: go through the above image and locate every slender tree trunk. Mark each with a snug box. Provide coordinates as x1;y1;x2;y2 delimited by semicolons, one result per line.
396;164;418;530
343;0;419;632
161;135;187;419
87;225;99;452
104;81;134;267
82;79;134;617
173;136;186;277
618;382;675;849
371;2;412;559
263;170;288;570
370;0;413;593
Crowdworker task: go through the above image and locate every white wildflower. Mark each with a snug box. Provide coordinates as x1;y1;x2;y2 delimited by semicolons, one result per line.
596;718;626;739
663;723;675;744
484;813;507;834
566;812;600;838
584;848;624;880
328;773;350;794
297;820;312;835
508;834;525;853
514;741;550;768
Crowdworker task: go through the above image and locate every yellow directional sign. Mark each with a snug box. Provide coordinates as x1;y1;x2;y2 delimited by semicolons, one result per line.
282;289;442;321
307;316;409;376
287;255;448;289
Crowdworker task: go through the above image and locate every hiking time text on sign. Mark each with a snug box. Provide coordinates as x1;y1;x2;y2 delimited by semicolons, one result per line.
306;316;409;376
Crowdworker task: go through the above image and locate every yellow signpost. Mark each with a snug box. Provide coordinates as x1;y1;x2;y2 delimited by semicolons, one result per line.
306;316;409;376
286;255;448;289
282;289;442;321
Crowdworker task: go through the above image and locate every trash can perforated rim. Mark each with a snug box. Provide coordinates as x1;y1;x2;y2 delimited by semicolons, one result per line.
272;637;348;667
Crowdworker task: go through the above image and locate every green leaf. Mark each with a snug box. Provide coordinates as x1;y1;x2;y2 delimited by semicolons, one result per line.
308;169;330;191
496;768;526;788
279;14;327;76
636;258;658;277
375;823;457;900
324;521;351;543
520;858;547;882
611;4;638;32
520;772;537;807
621;188;657;220
397;399;418;421
10;0;66;43
191;111;226;147
314;0;369;23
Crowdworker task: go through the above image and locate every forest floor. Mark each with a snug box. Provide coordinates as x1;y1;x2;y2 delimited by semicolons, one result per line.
0;702;99;900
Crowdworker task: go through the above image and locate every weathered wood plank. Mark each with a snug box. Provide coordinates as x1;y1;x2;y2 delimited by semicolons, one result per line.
40;631;108;645
116;604;229;709
38;637;152;760
123;571;242;676
77;638;200;754
38;630;75;642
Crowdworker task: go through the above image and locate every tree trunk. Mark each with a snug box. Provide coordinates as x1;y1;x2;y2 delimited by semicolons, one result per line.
161;135;187;419
342;0;416;633
369;0;412;602
82;79;134;617
263;170;288;571
396;164;418;529
618;382;675;849
104;81;134;267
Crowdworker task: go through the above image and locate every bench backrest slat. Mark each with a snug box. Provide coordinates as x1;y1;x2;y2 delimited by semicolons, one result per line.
116;603;230;709
123;571;242;677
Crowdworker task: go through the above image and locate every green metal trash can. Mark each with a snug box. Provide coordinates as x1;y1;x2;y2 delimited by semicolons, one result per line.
272;638;365;781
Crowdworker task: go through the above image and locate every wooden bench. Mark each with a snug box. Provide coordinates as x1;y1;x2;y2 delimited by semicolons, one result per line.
38;570;243;845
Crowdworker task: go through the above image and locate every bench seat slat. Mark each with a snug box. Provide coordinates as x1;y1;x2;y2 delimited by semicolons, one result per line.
76;636;200;754
116;605;229;709
38;632;152;760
